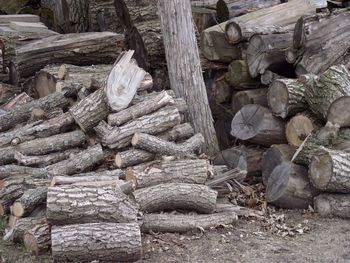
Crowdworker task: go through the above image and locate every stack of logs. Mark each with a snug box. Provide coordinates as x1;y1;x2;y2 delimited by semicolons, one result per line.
0;47;244;261
201;0;350;216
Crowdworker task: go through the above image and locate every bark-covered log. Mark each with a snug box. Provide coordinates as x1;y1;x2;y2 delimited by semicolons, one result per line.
1;92;32;111
268;78;307;118
0;130;86;165
266;161;319;209
11;187;47;218
108;90;173;126
47;185;138;225
231;104;287;146
0;83;22;106
159;0;219;156
231;88;268;115
11;32;124;81
141;211;237;233
293;9;350;75
115;149;155;169
126;159;209;189
262;144;295;185
134;183;217;213
132;133;204;157
309;147;350;193
286;114;316;147
3;217;46;243
97;106;181;149
213;146;265;177
23;223;50;255
225;60;257;87
0;92;68;132
51;223;142;262
0;165;47;180
45;144;104;176
301;65;350;127
246;32;293;78
314;194;350;218
158;123;194;142
224;0;326;44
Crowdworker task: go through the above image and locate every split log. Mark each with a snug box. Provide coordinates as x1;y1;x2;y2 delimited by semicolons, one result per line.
266;161;318;209
23;223;50;255
0;130;86;165
0;83;21;105
51;223;141;262
0;112;74;147
11;32;124;81
115;149;155;169
260;70;283;86
293;9;350;75
11;187;47;218
134;183;217;213
158;123;194;142
285;114;316;147
262;144;295;185
45;144;104;176
231;88;268;115
213;146;265;177
225;60;257;87
268;78;307;118
3;217;46;243
108;90;173;126
47;185;138;225
141;211;238;233
97;106;181;149
14;148;80;167
132;133;204;157
125;159;208;189
224;0;327;44
301;65;350;127
231;104;287;146
0;92;68;132
314;194;350;218
309;147;350;193
159;0;219;155
246;32;293;78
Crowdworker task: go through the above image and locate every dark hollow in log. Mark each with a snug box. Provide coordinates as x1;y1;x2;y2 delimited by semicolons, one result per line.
134;183;217;214
314;194;350;218
266;161;319;209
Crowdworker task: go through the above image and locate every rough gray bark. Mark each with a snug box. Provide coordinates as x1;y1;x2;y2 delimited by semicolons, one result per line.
132;133;204;157
134;183;217;214
23;223;50;255
115;149;155;169
0;165;47;180
314;194;350;218
231;104;287;146
262;144;295;185
268;78;307;119
266;161;318;209
158;0;219;156
47;185;138;225
51;223;142;262
0;92;68;132
11;187;47;217
89;0;123;33
125;159;209;189
309;147;350;193
231;88;268;115
285;114;316;147
157;123;194;142
4;217;46;243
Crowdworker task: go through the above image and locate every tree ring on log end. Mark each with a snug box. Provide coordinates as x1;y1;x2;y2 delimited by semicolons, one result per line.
309;150;333;189
11;202;24;217
246;35;266;77
328;96;350;128
286;115;314;147
225;22;242;44
268;80;289;118
266;162;290;203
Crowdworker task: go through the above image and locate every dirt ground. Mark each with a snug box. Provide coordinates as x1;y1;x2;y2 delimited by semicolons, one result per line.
1;210;349;263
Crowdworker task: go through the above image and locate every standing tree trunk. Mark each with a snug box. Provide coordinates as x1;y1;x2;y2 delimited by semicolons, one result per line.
158;0;219;156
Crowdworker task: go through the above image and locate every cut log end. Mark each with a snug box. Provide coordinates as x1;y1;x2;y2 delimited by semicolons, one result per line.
266;162;291;203
246;35;265;77
24;233;39;254
314;195;332;217
225;22;241;44
11;202;25;218
268;80;289;118
286;115;315;147
309;150;333;189
328;96;350;128
131;133;140;146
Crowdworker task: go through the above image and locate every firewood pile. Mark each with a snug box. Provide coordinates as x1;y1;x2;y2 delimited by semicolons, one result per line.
200;0;350;219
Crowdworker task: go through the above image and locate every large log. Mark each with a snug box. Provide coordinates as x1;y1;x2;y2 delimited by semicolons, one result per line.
0;130;86;165
314;194;350;218
125;159;209;189
262;144;295;185
231;88;268;115
23;223;50;255
3;217;46;243
97;106;181;149
159;0;219;156
285;114;316;147
11;187;47;218
246;32;293;77
10;32;124;81
293;9;350;76
309;147;350;193
0;92;68;132
47;185;138;225
231;104;287;146
266;161;318;209
131;133;204;157
301;65;350;127
134;183;217;213
268;78;307;118
51;223;142;262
